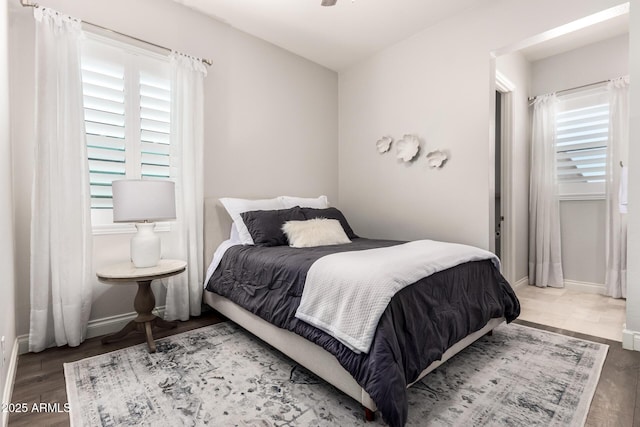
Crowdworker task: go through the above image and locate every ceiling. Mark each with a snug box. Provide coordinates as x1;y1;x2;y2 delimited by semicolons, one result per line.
173;0;629;71
172;0;478;71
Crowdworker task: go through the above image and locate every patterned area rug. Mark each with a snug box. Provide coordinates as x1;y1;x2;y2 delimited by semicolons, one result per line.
65;322;607;427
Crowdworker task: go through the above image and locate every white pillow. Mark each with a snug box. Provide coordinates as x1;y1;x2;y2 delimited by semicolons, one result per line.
220;197;284;245
229;223;241;243
279;195;329;209
282;218;351;248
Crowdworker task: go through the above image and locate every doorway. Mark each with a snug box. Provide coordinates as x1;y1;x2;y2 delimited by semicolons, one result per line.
494;91;502;259
491;4;629;342
494;72;516;284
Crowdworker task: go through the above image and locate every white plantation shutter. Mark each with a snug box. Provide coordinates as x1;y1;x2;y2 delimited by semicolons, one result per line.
140;71;171;179
81;58;126;209
555;89;609;198
81;36;172;227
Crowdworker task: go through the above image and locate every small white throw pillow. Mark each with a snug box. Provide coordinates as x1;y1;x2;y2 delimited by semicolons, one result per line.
282;218;351;248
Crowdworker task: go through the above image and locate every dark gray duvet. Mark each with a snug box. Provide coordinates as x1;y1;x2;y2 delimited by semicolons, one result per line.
205;238;520;427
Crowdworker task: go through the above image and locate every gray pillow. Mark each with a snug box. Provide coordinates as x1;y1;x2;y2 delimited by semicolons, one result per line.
240;207;305;246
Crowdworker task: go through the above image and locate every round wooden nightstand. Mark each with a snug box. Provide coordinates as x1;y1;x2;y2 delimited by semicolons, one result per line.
96;259;187;353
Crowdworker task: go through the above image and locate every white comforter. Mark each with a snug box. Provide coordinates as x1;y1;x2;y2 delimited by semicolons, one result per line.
294;240;499;354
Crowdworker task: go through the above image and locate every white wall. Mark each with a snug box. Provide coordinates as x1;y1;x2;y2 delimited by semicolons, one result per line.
9;0;338;339
625;1;640;346
0;0;17;418
529;34;628;287
531;34;629;96
496;51;531;283
338;0;625;253
560;201;607;284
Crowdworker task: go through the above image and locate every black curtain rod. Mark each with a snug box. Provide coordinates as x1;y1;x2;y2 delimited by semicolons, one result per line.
19;0;213;66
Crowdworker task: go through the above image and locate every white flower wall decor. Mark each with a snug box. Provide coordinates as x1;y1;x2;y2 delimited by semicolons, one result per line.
376;136;393;153
396;134;420;162
375;133;449;168
426;150;448;168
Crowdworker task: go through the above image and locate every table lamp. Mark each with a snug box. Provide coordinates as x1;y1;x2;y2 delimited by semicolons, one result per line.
112;179;176;268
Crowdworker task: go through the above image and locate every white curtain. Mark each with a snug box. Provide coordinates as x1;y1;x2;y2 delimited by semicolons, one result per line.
529;94;564;288
163;53;207;321
29;8;93;352
604;77;630;298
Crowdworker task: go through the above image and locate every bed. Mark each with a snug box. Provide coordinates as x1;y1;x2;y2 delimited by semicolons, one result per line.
202;197;520;427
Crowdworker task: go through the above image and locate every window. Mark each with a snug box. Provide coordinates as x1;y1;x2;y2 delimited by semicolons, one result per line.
555;88;609;199
81;35;172;230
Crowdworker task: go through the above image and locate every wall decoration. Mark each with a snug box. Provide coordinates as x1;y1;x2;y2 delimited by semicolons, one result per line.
426;150;448;168
396;134;420;162
376;136;393;153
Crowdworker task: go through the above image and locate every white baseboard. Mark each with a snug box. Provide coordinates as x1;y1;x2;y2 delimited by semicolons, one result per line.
563;280;605;294
622;325;640;351
2;337;19;427
517;277;605;295
17;306;166;355
513;276;528;289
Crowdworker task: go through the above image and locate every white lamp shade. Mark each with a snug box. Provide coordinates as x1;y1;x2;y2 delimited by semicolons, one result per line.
112;180;176;223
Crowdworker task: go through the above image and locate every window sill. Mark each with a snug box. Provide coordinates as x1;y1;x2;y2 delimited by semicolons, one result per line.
559;193;605;201
92;222;172;236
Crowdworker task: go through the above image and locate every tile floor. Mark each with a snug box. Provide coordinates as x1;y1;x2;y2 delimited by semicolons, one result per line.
515;285;626;342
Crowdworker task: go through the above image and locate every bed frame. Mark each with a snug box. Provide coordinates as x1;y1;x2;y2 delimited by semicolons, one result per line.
203;197;504;418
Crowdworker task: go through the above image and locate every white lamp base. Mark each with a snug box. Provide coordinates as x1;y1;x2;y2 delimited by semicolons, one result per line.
131;223;161;268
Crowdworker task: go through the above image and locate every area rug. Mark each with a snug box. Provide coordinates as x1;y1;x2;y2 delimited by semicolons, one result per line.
64;322;608;427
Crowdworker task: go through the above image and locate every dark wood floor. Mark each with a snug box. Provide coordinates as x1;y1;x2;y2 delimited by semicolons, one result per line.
8;315;640;426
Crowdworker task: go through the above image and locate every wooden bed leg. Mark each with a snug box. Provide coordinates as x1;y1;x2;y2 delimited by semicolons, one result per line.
365;408;375;422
